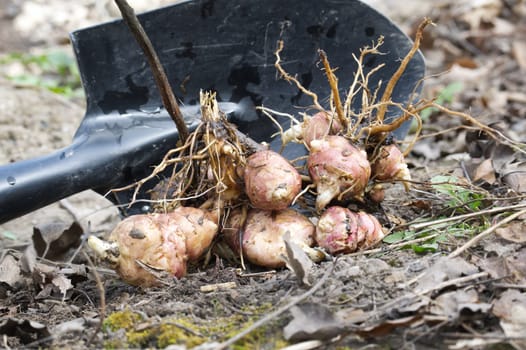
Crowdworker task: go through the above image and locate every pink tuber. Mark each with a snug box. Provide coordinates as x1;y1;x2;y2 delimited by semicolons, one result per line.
223;208;315;268
302;111;343;146
371;144;411;189
281;111;343;147
315;206;385;254
88;206;218;287
244;150;302;210
307;135;371;211
167;206;219;261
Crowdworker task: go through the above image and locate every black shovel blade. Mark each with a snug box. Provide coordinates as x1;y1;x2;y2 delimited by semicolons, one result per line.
0;0;425;223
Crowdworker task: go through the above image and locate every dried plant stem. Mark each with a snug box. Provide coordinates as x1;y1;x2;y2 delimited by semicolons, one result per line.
376;17;432;123
319;50;346;127
345;233;441;257
409;203;526;230
114;0;189;142
280;340;324;350
431;103;526;155
448;208;526;258
84;252;106;346
419;271;489;294
400;105;424;155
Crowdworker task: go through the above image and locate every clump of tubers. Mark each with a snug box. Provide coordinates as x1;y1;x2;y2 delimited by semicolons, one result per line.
89;18;438;285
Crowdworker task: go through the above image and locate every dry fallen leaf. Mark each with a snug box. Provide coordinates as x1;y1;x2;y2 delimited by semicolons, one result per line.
473;256;509;280
0;317;51;345
492;289;526;350
505;247;526;284
21;243;37;274
283;303;344;342
415;257;479;293
495;220;526;243
501;162;526;193
282;232;314;286
474;247;526;284
429;289;491;320
0;254;23;288
32;220;83;260
512;40;526;70
472;158;496;184
411;139;442;160
458;0;502;30
51;274;73;298
52;317;87;336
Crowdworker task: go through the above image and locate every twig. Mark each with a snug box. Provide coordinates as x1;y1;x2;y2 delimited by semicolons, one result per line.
492;283;526;290
376;18;432;123
418;271;488;294
409;203;526;230
83;252;106;346
200;281;237;293
345;232;440;257
113;0;189;142
215;261;336;350
448;208;526;258
431;103;526;156
349;271;489;326
3;334;11;350
280;340;324;350
163;321;204;337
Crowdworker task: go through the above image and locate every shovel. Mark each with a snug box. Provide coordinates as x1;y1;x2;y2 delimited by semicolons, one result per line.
0;0;425;224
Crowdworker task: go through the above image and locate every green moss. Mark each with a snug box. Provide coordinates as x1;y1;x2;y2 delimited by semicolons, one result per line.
157;319;204;348
103;309;152;349
102;303;289;349
103;309;142;332
127;328;155;348
103;338;125;350
213;304;288;349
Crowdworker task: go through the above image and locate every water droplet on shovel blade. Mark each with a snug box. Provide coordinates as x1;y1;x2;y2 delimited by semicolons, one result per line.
6;176;16;185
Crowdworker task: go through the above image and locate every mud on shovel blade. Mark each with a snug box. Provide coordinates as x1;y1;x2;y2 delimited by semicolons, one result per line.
0;0;425;224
